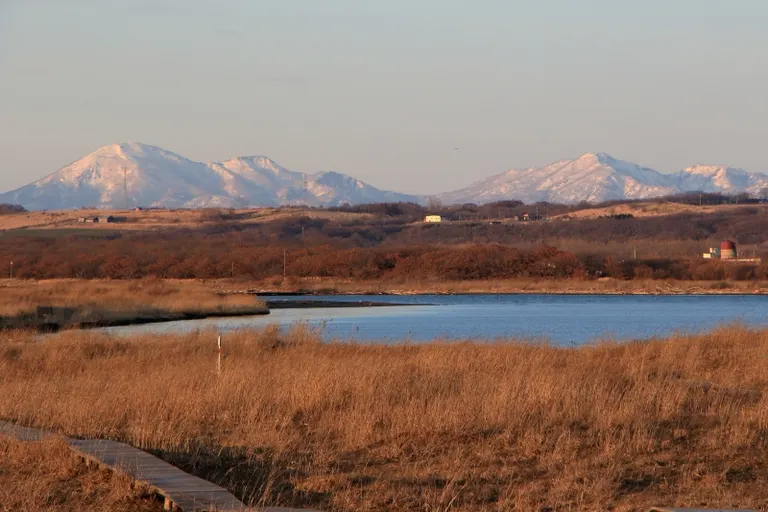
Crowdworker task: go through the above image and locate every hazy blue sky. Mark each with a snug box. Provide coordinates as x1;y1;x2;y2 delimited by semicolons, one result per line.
1;0;767;194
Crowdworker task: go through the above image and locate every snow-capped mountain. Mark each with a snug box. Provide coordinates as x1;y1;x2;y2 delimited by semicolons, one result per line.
439;153;679;205
675;165;768;197
439;153;768;205
3;145;767;209
0;142;422;210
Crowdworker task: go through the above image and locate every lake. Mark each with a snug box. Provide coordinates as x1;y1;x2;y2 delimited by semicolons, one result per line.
103;294;768;345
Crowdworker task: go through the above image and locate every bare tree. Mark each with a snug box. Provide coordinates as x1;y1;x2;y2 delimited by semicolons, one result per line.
427;197;443;211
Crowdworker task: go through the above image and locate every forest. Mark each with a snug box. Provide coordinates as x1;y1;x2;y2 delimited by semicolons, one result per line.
0;200;766;281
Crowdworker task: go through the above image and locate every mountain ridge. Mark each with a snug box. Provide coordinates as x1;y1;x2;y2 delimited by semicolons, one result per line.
1;144;767;210
0;142;422;210
438;152;768;205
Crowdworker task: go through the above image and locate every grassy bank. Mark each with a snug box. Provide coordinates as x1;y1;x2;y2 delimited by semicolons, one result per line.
0;436;163;511
217;276;768;295
1;327;766;511
0;279;267;331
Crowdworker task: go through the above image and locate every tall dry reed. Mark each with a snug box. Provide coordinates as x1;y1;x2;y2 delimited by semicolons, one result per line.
1;326;766;510
0;279;261;316
0;436;163;511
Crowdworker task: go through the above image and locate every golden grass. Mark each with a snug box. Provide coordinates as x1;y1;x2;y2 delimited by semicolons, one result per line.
1;326;767;510
0;436;163;511
0;279;266;329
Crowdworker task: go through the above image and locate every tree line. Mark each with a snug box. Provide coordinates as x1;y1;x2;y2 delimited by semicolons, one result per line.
1;235;764;281
0;204;26;214
1;201;765;281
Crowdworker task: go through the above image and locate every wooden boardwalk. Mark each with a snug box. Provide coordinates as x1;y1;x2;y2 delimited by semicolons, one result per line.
648;508;757;512
0;421;316;512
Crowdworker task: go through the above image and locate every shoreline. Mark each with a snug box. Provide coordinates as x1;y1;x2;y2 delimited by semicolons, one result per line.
221;278;768;297
258;289;765;296
265;299;414;308
0;278;764;332
1;306;270;333
3;302;414;333
72;307;270;330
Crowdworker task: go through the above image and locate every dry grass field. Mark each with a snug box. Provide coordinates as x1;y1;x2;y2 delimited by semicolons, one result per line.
1;326;766;511
0;279;266;330
556;201;766;220
0;436;163;511
0;206;373;232
1;202;763;232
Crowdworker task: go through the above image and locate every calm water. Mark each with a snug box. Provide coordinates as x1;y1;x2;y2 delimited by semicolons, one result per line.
103;294;768;345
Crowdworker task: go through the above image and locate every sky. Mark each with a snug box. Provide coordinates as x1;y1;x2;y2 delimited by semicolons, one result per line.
1;0;767;195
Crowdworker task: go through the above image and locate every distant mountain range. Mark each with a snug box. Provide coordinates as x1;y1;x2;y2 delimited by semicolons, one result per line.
0;143;420;210
439;153;768;205
1;144;767;210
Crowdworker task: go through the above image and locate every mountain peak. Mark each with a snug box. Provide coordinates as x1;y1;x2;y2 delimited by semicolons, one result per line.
676;164;765;193
440;152;678;205
578;151;608;160
313;170;363;188
221;155;286;174
119;141;150;151
439;152;768;205
576;152;612;162
0;143;422;210
86;143;127;159
86;142;189;165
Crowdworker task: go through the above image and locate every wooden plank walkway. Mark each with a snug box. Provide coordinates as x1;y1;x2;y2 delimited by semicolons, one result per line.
648;508;757;512
69;437;245;511
0;421;317;512
0;421;58;442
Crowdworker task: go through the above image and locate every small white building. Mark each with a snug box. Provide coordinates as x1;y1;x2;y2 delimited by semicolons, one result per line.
424;215;442;223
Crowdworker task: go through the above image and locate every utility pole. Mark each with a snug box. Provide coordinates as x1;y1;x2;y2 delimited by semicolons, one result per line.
217;335;222;376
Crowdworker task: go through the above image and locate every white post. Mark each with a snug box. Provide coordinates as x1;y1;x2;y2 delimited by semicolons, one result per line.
217;335;222;375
